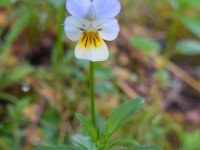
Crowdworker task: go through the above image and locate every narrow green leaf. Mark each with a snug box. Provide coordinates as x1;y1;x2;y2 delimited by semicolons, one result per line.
108;138;139;150
128;145;163;150
75;113;98;142
181;0;200;9
96;115;106;139
181;130;200;150
34;145;75;150
1;64;34;85
2;10;30;52
181;16;200;39
0;139;10;150
165;0;179;10
71;135;97;150
175;40;200;55
0;92;18;103
131;37;161;53
0;0;13;6
52;4;65;67
167;0;200;10
104;98;145;141
48;0;65;8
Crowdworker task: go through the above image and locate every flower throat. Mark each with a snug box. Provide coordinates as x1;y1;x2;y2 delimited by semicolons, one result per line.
79;32;103;49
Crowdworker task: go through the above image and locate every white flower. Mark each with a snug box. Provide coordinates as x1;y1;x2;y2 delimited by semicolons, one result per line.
64;0;121;62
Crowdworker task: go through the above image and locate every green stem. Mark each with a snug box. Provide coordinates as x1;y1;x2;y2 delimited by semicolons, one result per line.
90;61;96;127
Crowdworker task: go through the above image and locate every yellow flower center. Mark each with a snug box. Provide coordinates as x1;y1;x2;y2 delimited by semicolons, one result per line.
78;32;104;49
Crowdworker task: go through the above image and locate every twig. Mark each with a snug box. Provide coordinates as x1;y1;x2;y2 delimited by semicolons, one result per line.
150;54;200;94
120;28;200;96
118;80;138;99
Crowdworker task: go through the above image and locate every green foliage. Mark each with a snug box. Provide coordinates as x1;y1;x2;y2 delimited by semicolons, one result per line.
155;69;170;86
108;138;139;150
103;98;145;142
71;134;97;150
75;113;98;142
34;145;75;150
74;98;148;150
0;64;34;86
180;130;200;150
128;145;163;150
36;98;160;150
131;37;161;53
181;16;200;39
94;63;116;94
0;0;13;6
0;92;19;103
175;40;200;55
166;0;200;10
1;10;30;53
0;0;199;150
48;0;65;8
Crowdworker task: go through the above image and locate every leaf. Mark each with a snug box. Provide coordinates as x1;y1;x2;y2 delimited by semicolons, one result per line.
96;115;106;139
166;0;200;10
34;145;75;150
48;0;65;8
131;37;161;53
0;0;13;6
71;134;97;150
0;139;10;150
128;145;163;150
181;16;200;39
104;98;145;141
175;40;200;55
108;138;139;150
182;0;200;9
0;92;18;103
165;0;180;10
1;64;34;85
155;69;170;86
181;130;200;150
75;113;98;142
2;10;30;52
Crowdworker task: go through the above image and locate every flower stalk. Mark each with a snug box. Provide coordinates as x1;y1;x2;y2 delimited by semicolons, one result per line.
90;61;96;127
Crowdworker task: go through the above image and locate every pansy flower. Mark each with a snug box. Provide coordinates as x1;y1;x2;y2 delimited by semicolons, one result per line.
64;0;121;62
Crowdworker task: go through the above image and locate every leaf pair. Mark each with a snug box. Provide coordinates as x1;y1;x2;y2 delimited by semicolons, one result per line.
75;98;145;149
34;98;163;150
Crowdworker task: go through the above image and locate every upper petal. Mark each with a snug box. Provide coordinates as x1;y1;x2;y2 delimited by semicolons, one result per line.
64;16;90;41
93;0;121;18
94;19;120;41
85;4;96;20
66;0;91;17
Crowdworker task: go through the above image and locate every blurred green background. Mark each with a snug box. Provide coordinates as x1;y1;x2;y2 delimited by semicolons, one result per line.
0;0;200;149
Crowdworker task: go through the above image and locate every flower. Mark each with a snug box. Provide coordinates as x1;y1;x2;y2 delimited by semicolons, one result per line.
64;0;121;62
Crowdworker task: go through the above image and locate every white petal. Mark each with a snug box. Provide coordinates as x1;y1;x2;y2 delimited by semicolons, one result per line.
93;0;121;18
93;19;120;41
75;40;109;62
64;16;90;41
66;0;91;17
85;4;96;20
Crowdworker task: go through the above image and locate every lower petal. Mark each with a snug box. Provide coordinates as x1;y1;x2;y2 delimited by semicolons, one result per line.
75;32;109;62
